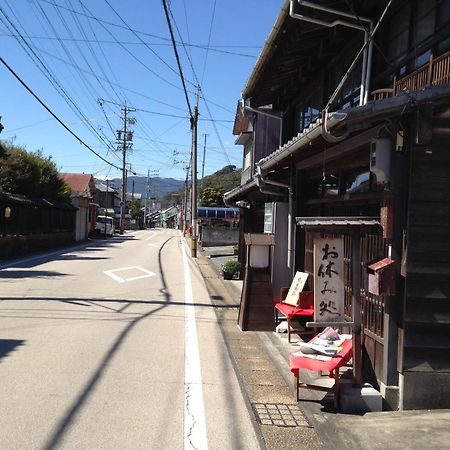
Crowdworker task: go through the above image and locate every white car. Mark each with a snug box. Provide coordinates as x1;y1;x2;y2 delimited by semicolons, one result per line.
95;215;115;236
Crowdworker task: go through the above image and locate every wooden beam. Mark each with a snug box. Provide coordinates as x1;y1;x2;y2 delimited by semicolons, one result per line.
352;231;363;384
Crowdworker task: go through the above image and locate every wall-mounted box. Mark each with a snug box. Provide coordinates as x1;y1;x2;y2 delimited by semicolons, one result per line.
367;258;396;296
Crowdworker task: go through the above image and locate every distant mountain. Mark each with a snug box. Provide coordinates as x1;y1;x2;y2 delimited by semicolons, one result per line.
100;176;184;200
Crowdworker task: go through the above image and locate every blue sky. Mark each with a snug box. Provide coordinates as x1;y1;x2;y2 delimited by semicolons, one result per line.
0;0;281;181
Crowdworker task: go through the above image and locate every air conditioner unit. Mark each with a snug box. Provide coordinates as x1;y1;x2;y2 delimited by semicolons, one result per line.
370;138;391;185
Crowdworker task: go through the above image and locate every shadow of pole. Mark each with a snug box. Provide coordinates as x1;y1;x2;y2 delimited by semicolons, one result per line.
43;236;175;450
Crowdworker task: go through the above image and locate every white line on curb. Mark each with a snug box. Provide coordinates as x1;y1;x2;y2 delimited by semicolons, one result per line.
182;242;208;450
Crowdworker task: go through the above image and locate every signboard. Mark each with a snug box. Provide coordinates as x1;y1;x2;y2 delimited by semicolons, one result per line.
284;271;309;306
263;203;274;233
313;237;345;322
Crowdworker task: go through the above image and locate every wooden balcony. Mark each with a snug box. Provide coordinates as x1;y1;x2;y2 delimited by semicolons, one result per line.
371;50;450;101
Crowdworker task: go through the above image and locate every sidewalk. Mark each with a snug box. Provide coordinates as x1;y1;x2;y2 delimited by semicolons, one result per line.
196;243;450;450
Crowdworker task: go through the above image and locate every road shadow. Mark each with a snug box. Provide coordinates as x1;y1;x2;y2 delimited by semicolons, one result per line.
0;270;67;279
55;255;109;262
0;235;138;270
40;234;183;449
0;296;238;310
0;339;25;361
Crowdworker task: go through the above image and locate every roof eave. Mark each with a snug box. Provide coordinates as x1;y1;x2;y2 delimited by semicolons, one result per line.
242;0;290;100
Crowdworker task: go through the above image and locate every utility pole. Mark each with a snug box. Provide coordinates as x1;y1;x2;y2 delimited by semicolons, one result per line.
131;179;135;217
144;168;150;228
116;103;136;234
104;178;109;239
183;163;190;235
144;168;159;228
120;105;127;235
200;133;209;193
173;149;190;235
191;87;199;257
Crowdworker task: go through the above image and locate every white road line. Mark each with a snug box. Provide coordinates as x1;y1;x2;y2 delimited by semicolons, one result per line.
145;234;157;241
182;242;208;450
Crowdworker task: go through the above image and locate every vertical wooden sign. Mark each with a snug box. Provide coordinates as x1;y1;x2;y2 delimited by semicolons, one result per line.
313;237;345;323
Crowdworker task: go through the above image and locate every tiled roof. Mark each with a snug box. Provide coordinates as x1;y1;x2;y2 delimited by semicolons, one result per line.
296;217;380;227
95;182;116;193
59;173;93;196
257;112;346;171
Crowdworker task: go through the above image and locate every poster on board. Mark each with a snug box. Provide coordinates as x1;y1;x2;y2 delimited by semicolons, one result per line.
284;271;309;306
313;237;345;322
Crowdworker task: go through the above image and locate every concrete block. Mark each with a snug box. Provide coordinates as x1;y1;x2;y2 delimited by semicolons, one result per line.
339;382;383;414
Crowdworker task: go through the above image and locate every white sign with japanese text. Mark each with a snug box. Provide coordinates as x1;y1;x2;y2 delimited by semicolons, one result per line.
284;271;309;306
313;237;345;322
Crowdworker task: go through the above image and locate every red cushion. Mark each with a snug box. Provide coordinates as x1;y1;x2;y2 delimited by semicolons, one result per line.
274;301;314;318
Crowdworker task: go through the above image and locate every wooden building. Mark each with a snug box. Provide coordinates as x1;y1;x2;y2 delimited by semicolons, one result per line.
225;0;450;410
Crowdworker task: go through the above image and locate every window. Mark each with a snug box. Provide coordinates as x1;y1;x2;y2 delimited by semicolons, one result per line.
416;2;436;38
436;0;450;53
293;90;322;135
387;4;411;64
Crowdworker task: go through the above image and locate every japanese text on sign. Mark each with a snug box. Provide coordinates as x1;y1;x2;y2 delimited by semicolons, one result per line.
313;237;345;322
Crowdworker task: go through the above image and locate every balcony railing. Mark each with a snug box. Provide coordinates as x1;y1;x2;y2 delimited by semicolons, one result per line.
371;50;450;101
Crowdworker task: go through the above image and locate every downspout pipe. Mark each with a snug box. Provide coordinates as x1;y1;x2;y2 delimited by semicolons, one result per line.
297;0;373;106
264;179;295;271
290;0;373;107
290;1;366;32
255;168;294;270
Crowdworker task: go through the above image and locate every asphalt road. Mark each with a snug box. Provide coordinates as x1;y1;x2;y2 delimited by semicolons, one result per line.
0;229;261;450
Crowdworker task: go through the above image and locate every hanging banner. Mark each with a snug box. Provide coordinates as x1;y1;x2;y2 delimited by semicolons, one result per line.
313;237;345;322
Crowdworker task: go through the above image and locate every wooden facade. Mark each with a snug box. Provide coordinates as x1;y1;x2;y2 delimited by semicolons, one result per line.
226;0;450;410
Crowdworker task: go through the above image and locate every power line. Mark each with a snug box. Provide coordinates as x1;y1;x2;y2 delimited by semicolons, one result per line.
161;0;193;120
32;45;188;113
103;0;184;79
67;0;123;102
36;0;258;56
0;32;257;58
0;3;116;153
201;0;217;84
166;8;236;174
0;56;121;170
78;0;192;93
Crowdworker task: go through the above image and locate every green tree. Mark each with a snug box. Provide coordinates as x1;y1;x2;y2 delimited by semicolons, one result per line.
162;165;241;208
0;141;70;201
200;187;224;207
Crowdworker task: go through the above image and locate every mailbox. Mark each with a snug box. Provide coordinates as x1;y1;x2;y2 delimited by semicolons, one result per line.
367;258;396;296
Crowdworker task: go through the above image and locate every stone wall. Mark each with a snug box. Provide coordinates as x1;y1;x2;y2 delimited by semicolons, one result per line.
200;226;239;247
0;232;75;259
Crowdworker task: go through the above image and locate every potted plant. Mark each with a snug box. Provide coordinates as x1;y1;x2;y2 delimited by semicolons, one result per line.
222;259;241;280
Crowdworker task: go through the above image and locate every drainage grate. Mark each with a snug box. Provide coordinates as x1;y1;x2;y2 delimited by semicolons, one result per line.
252;403;311;427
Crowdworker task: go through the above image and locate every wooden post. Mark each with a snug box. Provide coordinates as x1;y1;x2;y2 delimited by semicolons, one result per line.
427;52;434;86
351;231;363;384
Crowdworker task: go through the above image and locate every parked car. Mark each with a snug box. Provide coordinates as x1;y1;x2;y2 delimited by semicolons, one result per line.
95;215;114;236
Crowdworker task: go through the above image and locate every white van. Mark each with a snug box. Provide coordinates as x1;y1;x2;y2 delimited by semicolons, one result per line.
95;215;115;236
